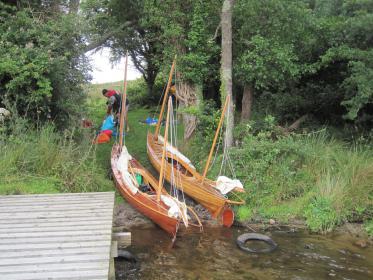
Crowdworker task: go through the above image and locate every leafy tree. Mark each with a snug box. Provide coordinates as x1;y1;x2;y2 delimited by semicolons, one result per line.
143;0;221;139
234;0;372;127
233;0;311;122
0;2;89;128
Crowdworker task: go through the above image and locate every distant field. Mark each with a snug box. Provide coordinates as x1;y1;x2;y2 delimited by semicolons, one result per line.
86;80;125;99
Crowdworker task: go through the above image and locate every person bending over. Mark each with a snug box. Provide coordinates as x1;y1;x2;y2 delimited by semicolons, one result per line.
102;89;130;131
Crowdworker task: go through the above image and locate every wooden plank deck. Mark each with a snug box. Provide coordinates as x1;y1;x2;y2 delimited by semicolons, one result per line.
0;192;115;280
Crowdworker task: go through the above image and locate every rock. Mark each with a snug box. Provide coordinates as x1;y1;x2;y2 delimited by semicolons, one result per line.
269;219;276;225
114;202;155;229
354;239;368;248
304;243;314;250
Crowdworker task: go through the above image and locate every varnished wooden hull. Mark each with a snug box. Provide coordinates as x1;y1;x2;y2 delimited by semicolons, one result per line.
147;132;230;221
111;145;179;238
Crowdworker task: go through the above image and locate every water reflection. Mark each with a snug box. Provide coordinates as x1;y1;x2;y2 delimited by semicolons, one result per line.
116;226;373;280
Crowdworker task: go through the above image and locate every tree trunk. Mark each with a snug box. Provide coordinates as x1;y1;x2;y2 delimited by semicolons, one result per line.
144;66;157;98
241;85;253;122
176;82;199;140
221;0;235;147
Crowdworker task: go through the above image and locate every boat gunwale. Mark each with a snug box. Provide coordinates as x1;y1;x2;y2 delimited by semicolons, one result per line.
111;144;181;237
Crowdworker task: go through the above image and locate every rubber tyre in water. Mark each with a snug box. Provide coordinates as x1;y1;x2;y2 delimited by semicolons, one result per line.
236;233;278;253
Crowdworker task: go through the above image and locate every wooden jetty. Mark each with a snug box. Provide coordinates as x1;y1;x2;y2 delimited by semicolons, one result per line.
0;192;124;280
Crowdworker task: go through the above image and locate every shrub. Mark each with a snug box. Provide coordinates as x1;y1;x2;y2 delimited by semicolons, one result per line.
364;220;373;236
0;3;89;129
304;197;340;233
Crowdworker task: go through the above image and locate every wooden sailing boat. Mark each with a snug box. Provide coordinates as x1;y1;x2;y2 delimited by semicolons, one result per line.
147;59;245;227
111;54;202;241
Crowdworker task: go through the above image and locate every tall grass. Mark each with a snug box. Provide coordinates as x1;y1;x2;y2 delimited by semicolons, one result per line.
188;119;373;233
0;122;113;195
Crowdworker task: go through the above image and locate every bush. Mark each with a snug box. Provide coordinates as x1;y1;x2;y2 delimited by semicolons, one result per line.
0;3;89;129
304;197;340;233
364;220;373;236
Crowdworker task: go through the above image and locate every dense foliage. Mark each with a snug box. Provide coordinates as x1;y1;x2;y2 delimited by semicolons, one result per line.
0;2;89;128
188;108;373;233
82;0;372;128
234;0;373;126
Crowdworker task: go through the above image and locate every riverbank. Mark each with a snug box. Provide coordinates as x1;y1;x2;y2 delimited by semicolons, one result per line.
114;202;373;280
1;85;371;238
113;200;373;247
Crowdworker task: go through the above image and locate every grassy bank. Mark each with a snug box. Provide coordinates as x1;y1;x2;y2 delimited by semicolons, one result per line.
188;117;373;234
1;81;371;236
0;124;113;195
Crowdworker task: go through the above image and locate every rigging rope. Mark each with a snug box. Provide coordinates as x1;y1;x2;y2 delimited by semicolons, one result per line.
218;96;236;179
152;82;168;120
168;65;186;205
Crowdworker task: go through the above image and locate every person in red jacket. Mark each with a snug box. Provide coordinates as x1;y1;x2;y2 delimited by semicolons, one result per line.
102;89;130;131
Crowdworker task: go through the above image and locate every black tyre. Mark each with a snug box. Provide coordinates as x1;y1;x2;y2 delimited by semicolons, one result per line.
236;233;278;253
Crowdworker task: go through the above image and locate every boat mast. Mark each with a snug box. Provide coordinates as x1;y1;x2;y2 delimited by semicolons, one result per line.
119;52;129;148
154;57;176;140
157;97;172;202
201;94;230;181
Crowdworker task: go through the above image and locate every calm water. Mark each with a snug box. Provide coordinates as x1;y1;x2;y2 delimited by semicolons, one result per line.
116;226;372;280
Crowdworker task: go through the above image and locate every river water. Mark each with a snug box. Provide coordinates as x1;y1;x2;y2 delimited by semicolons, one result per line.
115;226;372;280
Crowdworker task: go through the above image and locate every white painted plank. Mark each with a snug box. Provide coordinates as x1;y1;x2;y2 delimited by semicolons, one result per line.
0;216;110;225
0;254;109;266
0;235;110;245
0;247;110;259
0;240;111;251
0;196;114;204
0;192;114;199
0;207;113;214
0;261;108;273
2;269;108;280
0;197;114;205
0;220;111;231
0;223;111;235
0;204;113;211
0;229;111;238
0;210;113;219
0;200;114;212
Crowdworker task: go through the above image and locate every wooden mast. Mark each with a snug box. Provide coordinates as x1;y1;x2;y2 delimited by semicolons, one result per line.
157;97;172;202
154;57;176;140
201;94;230;181
119;52;129;148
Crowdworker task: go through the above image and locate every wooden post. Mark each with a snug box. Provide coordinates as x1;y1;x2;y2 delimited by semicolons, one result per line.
109;241;117;280
154;57;176;140
119;52;129;148
157;98;172;202
112;232;131;248
202;95;230;181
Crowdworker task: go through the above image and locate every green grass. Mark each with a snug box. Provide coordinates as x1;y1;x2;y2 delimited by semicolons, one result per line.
0;178;60;195
0;123;113;195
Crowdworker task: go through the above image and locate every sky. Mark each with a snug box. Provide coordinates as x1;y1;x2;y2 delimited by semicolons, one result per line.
87;48;142;84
